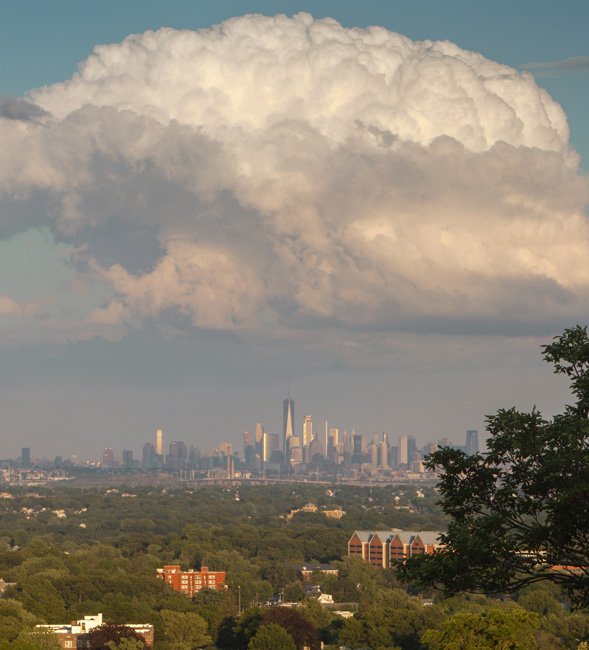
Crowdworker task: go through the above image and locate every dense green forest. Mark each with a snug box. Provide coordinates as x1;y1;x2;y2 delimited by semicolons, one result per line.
0;484;586;649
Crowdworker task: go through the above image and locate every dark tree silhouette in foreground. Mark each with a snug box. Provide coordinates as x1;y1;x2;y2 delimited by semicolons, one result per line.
399;325;589;608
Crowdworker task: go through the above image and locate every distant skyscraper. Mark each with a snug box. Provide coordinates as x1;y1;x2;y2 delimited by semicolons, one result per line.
352;431;363;455
407;435;417;458
370;443;378;469
308;437;323;462
263;432;279;462
466;430;479;455
287;436;302;465
188;445;201;465
244;445;256;468
379;440;389;469
329;428;339;446
219;442;232;457
142;443;155;468
255;423;264;456
102;447;114;468
423;442;438;456
169;441;187;469
283;394;295;450
343;437;353;468
399;436;408;465
21;448;31;469
122;449;133;469
156;429;163;456
302;415;313;448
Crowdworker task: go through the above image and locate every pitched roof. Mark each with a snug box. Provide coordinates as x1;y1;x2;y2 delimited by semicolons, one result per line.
351;530;444;545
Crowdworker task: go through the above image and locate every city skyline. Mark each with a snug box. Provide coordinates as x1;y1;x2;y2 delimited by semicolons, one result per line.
8;389;480;466
0;1;587;459
6;419;479;473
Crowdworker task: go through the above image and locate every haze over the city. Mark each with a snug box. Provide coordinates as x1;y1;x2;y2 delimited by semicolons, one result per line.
0;0;588;460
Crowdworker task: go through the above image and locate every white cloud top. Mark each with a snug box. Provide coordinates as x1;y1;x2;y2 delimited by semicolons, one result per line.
1;13;588;339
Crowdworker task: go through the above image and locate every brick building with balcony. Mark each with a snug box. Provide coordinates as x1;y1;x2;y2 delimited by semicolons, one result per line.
348;530;444;569
157;565;227;596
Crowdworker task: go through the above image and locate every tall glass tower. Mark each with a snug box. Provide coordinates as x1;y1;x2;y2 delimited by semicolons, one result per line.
466;430;479;455
283;393;294;451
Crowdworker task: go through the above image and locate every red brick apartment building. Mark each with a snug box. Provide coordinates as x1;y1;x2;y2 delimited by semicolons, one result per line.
157;565;227;596
348;530;444;569
35;613;153;649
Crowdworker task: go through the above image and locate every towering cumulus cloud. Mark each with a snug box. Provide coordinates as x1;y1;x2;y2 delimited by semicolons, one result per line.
1;13;588;338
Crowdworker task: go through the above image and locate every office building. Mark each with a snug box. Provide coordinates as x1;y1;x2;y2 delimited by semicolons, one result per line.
329;428;339;446
219;442;232;457
466;430;479;455
21;448;31;469
399;436;408;465
188;445;201;465
348;530;444;569
122;449;133;469
156;429;163;456
370;443;378;469
287;435;302;465
244;444;257;468
168;441;187;469
263;432;279;462
302;415;313;449
308;437;323;462
102;447;114;468
423;443;438;456
142;443;155;469
283;394;295;450
352;431;364;455
379;440;389;469
389;445;398;468
407;435;417;458
343;438;353;467
255;423;264;456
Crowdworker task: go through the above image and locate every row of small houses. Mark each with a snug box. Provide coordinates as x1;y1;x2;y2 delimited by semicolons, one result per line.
348;530;444;569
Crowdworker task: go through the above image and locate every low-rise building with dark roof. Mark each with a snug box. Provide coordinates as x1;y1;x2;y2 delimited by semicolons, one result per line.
291;563;339;580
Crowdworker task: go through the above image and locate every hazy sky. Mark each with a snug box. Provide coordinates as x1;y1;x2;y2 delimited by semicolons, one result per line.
1;1;588;461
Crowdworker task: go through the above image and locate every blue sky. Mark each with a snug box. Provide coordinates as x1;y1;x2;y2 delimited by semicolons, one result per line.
0;1;587;460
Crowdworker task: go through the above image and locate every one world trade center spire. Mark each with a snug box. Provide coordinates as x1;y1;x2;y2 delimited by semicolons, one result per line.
283;389;294;451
